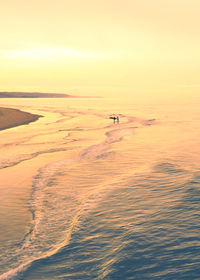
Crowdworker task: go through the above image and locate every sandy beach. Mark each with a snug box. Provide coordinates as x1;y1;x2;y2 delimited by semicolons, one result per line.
0;99;200;280
0;107;42;131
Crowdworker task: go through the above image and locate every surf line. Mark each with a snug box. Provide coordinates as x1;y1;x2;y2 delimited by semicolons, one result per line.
0;118;153;280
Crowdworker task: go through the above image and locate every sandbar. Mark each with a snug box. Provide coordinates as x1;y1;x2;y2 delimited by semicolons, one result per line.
0;107;42;131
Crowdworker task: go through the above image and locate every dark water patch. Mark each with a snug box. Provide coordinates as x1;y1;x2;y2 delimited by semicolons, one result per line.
171;176;200;215
153;162;186;175
19;171;200;280
186;172;200;186
96;152;115;160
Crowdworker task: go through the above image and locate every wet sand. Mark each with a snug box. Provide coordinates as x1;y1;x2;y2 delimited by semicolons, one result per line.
0;107;42;131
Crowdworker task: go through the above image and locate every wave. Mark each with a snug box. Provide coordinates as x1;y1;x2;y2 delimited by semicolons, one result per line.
0;262;31;280
153;162;186;175
0;160;115;280
0;114;156;279
79;126;136;161
0;148;67;169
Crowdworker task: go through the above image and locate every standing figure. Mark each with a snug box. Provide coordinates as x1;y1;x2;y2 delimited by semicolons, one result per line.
109;115;120;124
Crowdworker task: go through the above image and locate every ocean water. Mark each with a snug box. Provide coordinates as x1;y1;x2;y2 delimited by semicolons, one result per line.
0;97;200;280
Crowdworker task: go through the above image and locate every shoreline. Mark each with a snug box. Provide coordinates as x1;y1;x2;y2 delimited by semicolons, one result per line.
0;107;43;131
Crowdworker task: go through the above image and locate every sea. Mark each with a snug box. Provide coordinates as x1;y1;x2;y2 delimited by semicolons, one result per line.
0;97;200;280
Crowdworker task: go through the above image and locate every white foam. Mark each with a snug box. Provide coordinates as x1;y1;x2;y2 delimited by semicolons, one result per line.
0;111;155;279
0;262;30;280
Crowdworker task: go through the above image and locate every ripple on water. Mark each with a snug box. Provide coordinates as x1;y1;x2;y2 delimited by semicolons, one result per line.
18;168;200;280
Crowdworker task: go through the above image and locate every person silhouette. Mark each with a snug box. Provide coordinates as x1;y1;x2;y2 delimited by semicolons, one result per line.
109;116;117;123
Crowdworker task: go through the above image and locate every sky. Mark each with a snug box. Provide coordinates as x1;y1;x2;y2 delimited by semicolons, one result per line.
0;0;200;101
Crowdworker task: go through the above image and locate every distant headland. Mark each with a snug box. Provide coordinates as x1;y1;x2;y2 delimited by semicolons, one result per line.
0;92;89;98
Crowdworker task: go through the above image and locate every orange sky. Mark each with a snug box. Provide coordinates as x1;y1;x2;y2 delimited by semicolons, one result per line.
1;0;200;101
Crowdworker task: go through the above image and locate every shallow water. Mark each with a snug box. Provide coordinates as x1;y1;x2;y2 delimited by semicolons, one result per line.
0;98;200;279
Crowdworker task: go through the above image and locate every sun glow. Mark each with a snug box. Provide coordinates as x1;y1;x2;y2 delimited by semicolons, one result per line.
0;48;99;61
0;0;200;99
